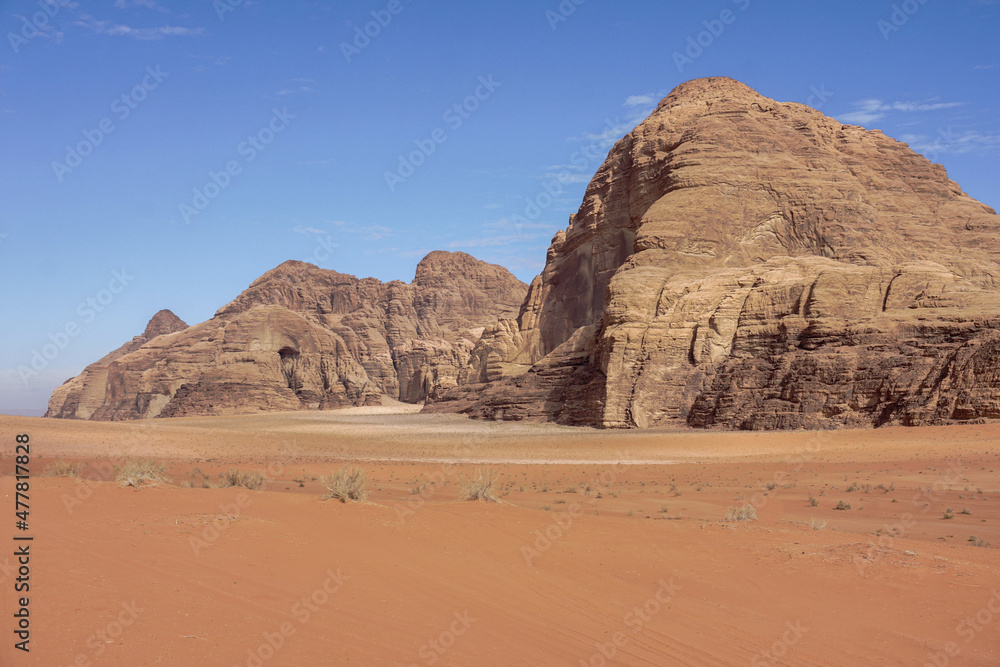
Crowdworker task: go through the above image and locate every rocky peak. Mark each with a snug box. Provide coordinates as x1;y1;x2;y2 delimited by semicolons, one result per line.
428;77;1000;431
142;309;188;340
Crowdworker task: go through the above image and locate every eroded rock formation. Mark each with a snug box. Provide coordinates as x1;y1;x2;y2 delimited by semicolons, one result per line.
46;252;526;419
426;77;1000;429
50;78;1000;429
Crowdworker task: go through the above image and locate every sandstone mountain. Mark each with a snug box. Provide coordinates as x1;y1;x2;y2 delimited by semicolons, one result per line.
45;252;526;420
426;77;1000;429
49;77;1000;429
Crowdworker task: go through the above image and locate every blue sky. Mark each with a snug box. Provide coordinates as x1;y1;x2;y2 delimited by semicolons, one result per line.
2;0;998;415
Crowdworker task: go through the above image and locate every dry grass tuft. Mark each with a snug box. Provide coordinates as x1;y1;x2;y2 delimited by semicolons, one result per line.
321;465;367;503
461;469;500;503
217;469;265;491
808;517;827;531
45;460;82;477
115;459;169;488
724;504;757;522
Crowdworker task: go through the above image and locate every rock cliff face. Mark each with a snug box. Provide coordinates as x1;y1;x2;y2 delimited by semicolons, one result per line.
46;310;189;420
46;252;526;420
427;77;1000;429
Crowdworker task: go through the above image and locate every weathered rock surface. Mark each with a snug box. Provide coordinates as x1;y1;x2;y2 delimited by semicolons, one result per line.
46;309;190;420
427;77;1000;429
46;252;526;420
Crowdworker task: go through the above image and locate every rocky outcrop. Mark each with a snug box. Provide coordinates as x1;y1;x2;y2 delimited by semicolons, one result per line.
46;310;189;419
427;77;1000;429
46;252;526;420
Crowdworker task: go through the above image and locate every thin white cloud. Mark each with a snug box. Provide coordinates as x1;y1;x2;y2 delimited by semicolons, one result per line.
293;225;328;236
114;0;167;11
484;218;554;232
900;129;1000;156
76;14;205;39
838;98;965;125
324;220;394;242
448;234;537;249
624;94;656;108
276;86;314;96
12;14;63;43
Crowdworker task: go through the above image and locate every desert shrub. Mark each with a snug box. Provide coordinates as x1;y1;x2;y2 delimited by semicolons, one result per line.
968;536;990;548
115;459;169;488
724;504;757;522
834;500;851;511
460;469;499;503
218;469;265;491
959;507;972;515
943;509;955;520
808;494;819;507
808;517;827;531
45;460;81;477
321;465;367;503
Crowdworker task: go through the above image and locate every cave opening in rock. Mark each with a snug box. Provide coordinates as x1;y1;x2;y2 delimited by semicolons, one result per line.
278;347;302;391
